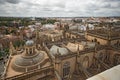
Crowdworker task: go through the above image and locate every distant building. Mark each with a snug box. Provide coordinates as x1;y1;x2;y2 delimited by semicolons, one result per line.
1;20;120;80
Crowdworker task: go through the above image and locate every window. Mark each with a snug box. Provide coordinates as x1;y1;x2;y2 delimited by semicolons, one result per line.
63;62;70;77
82;56;89;69
113;54;120;66
99;52;104;61
92;40;94;42
26;48;28;54
33;47;35;53
106;52;110;62
29;48;32;54
94;38;97;42
97;42;100;45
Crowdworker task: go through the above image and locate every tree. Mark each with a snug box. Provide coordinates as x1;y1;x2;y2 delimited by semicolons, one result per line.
5;29;10;34
13;40;25;48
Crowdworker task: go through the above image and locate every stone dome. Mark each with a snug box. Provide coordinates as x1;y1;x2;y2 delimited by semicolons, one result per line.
14;53;44;66
12;52;44;72
50;45;69;56
25;40;34;46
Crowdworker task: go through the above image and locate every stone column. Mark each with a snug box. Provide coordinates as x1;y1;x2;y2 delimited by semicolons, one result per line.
38;65;40;69
25;67;28;72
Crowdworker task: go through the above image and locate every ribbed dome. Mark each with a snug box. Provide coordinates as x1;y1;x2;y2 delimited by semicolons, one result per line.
25;40;34;46
14;53;44;66
12;52;44;72
50;45;69;56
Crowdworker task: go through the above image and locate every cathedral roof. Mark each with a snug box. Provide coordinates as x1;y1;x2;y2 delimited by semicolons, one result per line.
66;42;95;52
66;42;84;53
50;45;69;56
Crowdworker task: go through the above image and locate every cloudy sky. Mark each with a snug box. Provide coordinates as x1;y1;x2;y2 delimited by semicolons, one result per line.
0;0;120;17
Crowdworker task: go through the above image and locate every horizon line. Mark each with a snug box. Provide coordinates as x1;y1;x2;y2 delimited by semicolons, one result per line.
0;16;120;18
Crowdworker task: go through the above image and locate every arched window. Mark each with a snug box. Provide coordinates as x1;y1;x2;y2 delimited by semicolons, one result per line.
82;56;89;69
113;54;120;66
99;52;105;61
29;48;32;54
72;36;74;39
116;40;120;47
63;62;70;77
94;38;97;42
92;40;94;42
105;52;110;63
97;42;100;45
33;47;35;53
26;48;28;54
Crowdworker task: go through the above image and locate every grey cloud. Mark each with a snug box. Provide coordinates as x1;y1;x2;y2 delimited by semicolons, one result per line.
86;3;99;11
42;7;52;11
0;0;20;4
6;0;20;4
0;0;120;17
0;0;8;4
98;0;120;2
100;3;111;8
101;0;120;1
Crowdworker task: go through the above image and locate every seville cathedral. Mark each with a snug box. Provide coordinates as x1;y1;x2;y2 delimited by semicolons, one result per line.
1;22;120;80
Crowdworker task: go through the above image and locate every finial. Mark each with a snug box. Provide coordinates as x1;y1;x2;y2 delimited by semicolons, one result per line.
77;44;80;52
57;48;60;55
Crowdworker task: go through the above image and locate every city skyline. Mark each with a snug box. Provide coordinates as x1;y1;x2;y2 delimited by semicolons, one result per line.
0;0;120;17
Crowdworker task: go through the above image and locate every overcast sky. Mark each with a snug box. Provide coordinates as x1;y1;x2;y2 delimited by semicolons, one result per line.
0;0;120;17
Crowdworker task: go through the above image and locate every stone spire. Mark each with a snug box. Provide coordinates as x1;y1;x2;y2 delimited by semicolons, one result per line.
57;48;61;55
108;24;112;40
86;24;89;32
107;23;112;46
9;41;15;56
36;28;39;40
77;44;80;54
